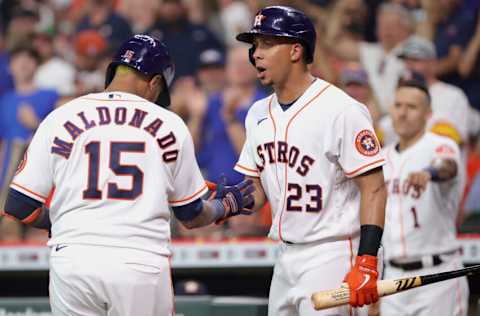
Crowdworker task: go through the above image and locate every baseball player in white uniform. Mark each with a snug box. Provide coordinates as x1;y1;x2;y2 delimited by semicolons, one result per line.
2;35;254;316
235;6;387;316
380;76;469;315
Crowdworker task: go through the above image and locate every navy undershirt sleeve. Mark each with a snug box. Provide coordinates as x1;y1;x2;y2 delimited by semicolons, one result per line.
4;188;42;220
172;198;203;222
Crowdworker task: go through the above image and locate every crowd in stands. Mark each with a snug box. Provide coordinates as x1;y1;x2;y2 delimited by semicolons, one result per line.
0;0;479;241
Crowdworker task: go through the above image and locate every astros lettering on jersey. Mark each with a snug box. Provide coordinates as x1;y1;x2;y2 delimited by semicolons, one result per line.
234;79;385;243
11;92;208;256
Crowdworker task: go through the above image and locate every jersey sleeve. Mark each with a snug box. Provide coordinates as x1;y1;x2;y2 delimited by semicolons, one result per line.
10;118;54;203
432;137;461;166
167;126;208;207
234;108;260;177
335;103;385;178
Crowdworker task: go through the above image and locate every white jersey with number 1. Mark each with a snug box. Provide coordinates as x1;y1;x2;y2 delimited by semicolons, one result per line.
382;132;463;260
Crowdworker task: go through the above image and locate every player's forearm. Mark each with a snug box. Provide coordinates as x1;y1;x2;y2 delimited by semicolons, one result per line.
424;158;457;182
248;176;267;211
459;32;480;78
180;200;225;229
356;168;386;228
434;46;462;77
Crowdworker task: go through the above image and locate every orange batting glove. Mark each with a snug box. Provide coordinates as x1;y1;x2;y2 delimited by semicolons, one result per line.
344;255;379;307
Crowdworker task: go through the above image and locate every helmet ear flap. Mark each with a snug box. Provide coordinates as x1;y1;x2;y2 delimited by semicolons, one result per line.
248;45;256;66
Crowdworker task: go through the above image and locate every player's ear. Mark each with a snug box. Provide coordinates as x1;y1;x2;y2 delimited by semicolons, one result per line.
149;74;164;93
290;43;303;63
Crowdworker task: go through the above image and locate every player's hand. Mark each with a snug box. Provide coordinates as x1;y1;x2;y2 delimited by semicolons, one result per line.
214;175;255;223
406;171;431;192
344;255;379;307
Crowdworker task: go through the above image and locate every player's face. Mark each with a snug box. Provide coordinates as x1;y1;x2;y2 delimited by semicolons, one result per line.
391;86;431;141
251;35;300;86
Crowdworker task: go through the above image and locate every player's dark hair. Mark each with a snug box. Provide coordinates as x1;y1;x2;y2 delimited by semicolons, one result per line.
9;44;41;64
397;71;431;104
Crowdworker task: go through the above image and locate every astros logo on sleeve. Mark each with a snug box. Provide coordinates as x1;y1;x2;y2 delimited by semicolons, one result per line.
355;130;380;156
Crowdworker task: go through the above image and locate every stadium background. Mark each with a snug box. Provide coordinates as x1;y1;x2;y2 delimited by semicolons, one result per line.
0;0;480;315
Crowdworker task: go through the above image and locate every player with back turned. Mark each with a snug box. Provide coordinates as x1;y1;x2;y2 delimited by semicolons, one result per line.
1;34;254;315
234;6;387;316
380;73;469;315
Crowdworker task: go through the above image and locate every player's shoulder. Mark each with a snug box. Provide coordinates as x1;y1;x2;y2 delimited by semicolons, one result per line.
425;132;459;149
244;94;273;124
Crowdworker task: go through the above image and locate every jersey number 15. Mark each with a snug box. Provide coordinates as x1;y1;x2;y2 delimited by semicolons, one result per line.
83;141;144;200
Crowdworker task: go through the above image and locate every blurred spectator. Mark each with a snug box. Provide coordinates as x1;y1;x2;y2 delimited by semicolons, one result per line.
339;63;381;122
33;32;76;96
196;48;227;95
464;136;480;214
193;45;266;185
74;30;108;95
428;0;476;83
217;0;253;47
4;7;38;50
359;3;412;114
119;0;159;34
0;31;14;97
149;0;224;79
397;36;473;146
458;11;480;111
324;0;368;50
76;0;132;52
0;45;58;240
329;3;412;114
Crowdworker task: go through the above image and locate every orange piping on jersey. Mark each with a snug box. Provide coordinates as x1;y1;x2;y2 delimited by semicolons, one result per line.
235;163;259;175
45;187;55;208
11;183;47;201
15;151;28;176
267;96;282;193
21;207;42;224
80;97;149;103
168;184;208;204
278;84;331;242
344;158;385;177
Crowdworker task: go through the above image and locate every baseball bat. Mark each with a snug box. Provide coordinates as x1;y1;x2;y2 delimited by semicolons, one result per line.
311;264;480;310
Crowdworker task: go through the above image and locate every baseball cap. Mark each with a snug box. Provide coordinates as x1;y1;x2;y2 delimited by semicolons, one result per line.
398;36;436;60
75;30;107;57
340;64;369;86
197;49;225;69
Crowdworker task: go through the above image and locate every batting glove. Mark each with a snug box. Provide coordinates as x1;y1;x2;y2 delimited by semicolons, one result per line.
213;175;255;224
344;255;379;307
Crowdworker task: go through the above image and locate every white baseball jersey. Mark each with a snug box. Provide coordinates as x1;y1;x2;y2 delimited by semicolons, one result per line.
382;132;463;260
234;79;385;243
428;81;470;144
11;91;208;256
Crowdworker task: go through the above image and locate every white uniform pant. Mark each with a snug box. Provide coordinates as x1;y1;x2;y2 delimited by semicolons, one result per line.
380;254;469;316
49;244;173;316
268;237;369;316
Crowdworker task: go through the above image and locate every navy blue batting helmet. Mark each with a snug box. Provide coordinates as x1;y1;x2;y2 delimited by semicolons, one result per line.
105;34;175;107
236;6;316;64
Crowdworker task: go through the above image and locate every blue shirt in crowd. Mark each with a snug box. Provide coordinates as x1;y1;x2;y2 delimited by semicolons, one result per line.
197;87;267;185
0;89;58;188
0;52;14;97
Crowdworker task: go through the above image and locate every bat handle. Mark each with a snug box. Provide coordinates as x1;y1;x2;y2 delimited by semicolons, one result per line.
311;283;350;310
